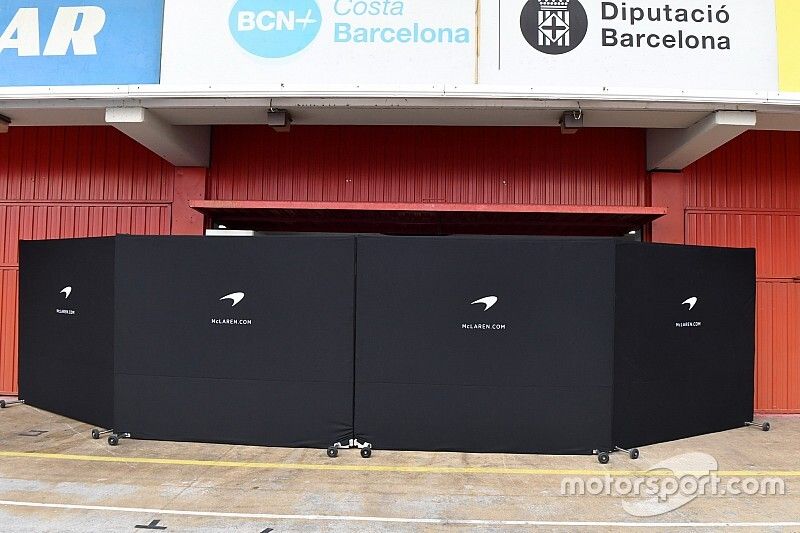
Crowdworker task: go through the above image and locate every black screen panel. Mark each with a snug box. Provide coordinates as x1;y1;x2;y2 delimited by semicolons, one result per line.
19;237;115;428
354;236;616;454
17;235;756;455
613;242;756;447
113;235;356;448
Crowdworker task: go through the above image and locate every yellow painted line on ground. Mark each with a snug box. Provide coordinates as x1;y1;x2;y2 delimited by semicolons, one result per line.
0;451;798;477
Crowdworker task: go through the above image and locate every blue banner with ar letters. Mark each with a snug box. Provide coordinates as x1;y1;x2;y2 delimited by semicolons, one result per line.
0;0;164;87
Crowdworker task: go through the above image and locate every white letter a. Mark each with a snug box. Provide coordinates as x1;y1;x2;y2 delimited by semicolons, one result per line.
0;8;40;56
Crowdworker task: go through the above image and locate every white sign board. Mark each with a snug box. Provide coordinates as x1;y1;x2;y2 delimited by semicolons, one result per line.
2;0;796;107
478;0;779;96
160;0;476;86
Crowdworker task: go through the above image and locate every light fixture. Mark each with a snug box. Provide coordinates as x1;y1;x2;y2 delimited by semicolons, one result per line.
559;110;583;134
267;109;292;132
0;114;10;134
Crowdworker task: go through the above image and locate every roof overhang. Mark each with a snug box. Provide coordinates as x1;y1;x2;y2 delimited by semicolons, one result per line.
190;201;667;236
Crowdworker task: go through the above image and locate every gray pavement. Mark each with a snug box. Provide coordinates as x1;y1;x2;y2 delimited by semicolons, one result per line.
0;400;798;531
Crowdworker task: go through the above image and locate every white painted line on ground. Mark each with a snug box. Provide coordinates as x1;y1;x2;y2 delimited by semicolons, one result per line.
0;500;798;528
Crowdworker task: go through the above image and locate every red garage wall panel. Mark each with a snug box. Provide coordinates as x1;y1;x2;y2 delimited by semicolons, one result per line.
685;131;800;210
209;126;648;207
684;130;800;413
755;282;800;412
685;211;800;280
0;127;175;395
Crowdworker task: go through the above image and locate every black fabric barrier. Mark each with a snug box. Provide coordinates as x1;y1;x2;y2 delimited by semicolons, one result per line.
18;235;756;455
19;237;116;429
354;236;617;454
613;242;756;448
113;235;356;448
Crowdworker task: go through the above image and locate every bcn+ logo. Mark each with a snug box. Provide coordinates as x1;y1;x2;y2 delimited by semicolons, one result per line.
229;0;322;58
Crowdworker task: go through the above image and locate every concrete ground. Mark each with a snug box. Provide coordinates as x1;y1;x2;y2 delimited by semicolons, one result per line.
0;399;798;532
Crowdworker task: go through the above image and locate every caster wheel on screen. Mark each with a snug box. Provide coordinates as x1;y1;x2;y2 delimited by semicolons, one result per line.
598;452;610;465
108;435;119;446
629;448;640;460
91;429;100;440
763;422;771;432
327;447;338;458
360;448;372;459
0;400;6;408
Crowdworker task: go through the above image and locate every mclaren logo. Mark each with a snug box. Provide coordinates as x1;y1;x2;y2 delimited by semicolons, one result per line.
219;292;245;307
676;296;702;328
212;292;251;326
471;296;498;312
56;286;76;316
682;297;699;311
463;295;506;331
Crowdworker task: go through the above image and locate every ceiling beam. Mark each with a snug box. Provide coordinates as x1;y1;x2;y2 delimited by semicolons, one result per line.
105;107;210;167
646;111;756;171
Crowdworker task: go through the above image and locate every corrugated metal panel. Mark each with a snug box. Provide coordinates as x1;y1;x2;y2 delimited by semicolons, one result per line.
0;127;175;394
755;282;800;413
686;212;800;280
0;204;172;264
209;126;648;207
686;212;800;412
0;269;17;396
685;131;800;210
0;127;174;202
686;129;800;413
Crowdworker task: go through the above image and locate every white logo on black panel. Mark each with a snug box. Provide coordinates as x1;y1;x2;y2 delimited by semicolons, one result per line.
676;296;702;328
56;286;76;316
471;295;499;312
219;292;245;307
463;295;507;331
520;0;588;55
211;291;252;326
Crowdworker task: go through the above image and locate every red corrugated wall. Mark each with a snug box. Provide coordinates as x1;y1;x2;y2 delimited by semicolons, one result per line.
209;126;648;206
0;127;175;395
8;125;796;412
684;131;800;413
3;124;648;396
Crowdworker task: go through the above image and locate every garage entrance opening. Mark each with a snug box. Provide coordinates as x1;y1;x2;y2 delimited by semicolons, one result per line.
191;201;666;237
